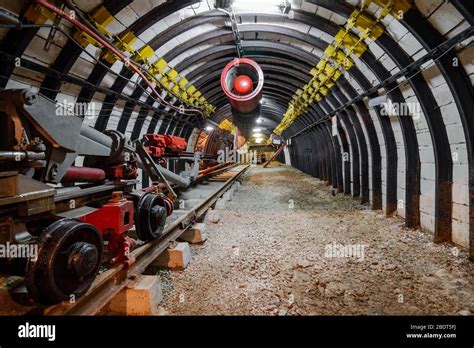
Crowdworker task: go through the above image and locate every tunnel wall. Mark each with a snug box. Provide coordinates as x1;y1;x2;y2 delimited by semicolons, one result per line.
0;0;471;257
286;1;473;254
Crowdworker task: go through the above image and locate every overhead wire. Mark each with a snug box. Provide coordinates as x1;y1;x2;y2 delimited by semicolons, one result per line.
5;1;205;118
0;26;199;126
383;40;472;95
49;0;202;117
56;0;208;118
0;25;143;91
0;70;197;125
291;30;473;138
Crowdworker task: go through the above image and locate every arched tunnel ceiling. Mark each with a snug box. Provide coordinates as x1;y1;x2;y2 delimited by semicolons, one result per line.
0;0;473;256
0;0;472;141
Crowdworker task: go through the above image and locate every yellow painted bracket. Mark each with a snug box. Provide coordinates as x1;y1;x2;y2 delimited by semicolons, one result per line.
219;119;236;133
273;0;411;135
133;45;155;64
152;57;168;74
100;31;214;113
28;0;216;116
75;5;113;47
90;5;114;36
102;31;137;64
334;30;367;57
178;77;189;89
352;10;385;40
25;3;58;24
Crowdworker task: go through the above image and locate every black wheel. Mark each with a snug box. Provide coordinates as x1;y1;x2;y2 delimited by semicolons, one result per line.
25;219;103;305
135;193;168;241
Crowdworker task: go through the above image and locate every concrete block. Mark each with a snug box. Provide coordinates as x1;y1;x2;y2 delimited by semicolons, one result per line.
420;178;435;196
164;12;182;27
452;203;469;224
453;163;469;185
459;45;474;74
319;31;335;44
417;131;435;147
431;83;454;107
452;183;469;205
138;27;158;44
368;41;384;59
397;171;406;189
420;194;435;214
446;123;467;145
419;146;435;163
152;242;191;270
179;223;208;244
398;32;424;56
420;211;435;233
450;144;468;164
421;64;446;89
355;59;378;86
386;18;408;42
206;208;221;223
347;75;363;93
115;6;140;27
421;163;436;180
300;1;317;13
396;187;406;217
452;220;469;248
130;0;154;16
427;1;464;35
415;0;444;17
107;275;163;315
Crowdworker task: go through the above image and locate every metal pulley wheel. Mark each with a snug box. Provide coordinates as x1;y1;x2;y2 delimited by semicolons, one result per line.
25;218;103;305
160;194;174;216
135;193;169;241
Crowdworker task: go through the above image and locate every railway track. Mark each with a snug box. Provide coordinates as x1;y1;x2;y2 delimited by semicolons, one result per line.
37;164;249;315
43;165;249;315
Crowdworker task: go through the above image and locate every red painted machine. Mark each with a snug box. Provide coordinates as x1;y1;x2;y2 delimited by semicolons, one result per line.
80;191;136;266
144;134;187;158
0;90;177;305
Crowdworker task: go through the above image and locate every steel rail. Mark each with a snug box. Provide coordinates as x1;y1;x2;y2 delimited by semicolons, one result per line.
43;164;249;316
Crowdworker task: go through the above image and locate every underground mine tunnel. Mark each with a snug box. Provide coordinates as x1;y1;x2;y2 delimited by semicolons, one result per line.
0;0;472;341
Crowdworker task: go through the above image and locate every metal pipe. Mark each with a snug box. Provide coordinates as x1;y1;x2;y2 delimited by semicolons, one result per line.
0;7;20;26
79;126;113;148
34;0;203;118
62;166;106;183
0;151;46;161
156;164;191;189
220;57;264;137
221;58;264;114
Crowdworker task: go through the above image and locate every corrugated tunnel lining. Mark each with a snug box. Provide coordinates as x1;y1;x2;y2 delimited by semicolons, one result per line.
0;0;472;258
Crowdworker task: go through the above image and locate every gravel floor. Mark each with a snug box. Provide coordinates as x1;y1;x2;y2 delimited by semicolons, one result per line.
158;165;474;316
